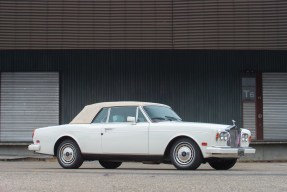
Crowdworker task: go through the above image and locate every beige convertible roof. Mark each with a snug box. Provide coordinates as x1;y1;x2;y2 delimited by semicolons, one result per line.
70;101;168;124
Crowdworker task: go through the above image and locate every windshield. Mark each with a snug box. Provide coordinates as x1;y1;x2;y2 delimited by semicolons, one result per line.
143;105;182;122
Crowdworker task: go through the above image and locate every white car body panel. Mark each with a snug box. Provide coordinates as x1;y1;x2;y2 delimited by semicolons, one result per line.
148;122;223;157
101;122;149;154
30;121;253;159
29;101;255;161
32;124;102;155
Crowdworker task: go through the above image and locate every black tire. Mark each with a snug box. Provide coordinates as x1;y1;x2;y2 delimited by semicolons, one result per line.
170;138;202;170
56;139;84;169
208;158;237;170
99;161;122;169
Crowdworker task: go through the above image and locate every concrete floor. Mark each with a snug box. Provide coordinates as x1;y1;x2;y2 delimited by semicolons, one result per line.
0;161;286;192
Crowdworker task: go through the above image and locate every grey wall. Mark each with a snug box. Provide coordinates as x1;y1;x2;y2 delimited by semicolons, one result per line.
0;50;287;126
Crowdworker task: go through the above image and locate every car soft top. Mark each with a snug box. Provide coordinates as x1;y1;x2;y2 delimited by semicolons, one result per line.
70;101;168;124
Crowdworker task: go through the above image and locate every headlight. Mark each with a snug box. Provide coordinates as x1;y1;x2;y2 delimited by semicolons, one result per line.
241;133;249;142
216;131;229;141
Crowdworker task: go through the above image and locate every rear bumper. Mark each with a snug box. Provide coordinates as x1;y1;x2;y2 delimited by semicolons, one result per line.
206;147;256;158
28;144;40;151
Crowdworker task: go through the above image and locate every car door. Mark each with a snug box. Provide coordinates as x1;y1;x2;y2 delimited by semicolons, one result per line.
80;108;109;154
101;106;149;154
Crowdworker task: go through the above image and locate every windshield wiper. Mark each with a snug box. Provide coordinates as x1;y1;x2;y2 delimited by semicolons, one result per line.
165;116;181;121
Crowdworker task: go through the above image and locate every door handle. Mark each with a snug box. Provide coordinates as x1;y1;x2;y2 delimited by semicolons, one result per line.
105;128;114;132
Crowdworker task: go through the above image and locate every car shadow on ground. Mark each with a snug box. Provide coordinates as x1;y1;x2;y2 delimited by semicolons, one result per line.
34;167;245;172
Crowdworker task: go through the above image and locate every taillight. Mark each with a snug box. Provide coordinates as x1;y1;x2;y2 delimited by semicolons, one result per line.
248;135;252;143
201;142;208;146
32;130;35;139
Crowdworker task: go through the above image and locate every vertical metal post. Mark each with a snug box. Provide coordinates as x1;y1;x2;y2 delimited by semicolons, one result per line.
256;72;263;140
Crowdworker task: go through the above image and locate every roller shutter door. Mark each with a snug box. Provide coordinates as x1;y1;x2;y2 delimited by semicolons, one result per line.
263;73;287;140
243;102;256;139
0;72;59;142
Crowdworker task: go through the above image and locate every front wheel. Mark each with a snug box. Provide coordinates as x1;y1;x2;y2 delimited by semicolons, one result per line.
208;158;237;170
99;161;122;169
170;138;202;170
57;139;84;169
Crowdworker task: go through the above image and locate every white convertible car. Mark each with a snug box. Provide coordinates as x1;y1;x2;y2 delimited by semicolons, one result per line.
29;101;255;170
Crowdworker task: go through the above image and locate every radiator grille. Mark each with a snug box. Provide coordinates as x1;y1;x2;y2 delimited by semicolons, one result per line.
228;128;241;148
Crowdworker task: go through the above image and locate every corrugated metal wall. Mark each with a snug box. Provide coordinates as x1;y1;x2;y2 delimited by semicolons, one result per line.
0;50;286;128
0;0;172;49
173;0;287;49
1;0;287;50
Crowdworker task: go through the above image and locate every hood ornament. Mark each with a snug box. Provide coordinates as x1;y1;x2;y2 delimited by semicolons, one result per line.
225;120;238;131
232;120;236;126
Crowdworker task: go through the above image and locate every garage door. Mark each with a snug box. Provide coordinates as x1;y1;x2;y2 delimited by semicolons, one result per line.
263;73;287;140
242;77;256;139
243;102;256;139
0;72;59;142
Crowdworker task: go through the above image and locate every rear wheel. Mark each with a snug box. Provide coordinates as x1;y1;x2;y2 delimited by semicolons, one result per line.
99;161;122;169
170;138;202;170
57;139;84;169
208;158;237;170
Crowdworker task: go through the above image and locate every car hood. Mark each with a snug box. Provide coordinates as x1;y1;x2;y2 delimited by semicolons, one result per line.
154;121;231;131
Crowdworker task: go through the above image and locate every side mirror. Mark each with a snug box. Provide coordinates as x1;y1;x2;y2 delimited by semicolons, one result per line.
127;116;136;124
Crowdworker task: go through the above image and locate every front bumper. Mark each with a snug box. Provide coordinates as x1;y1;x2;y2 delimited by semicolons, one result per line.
28;144;41;151
206;147;256;158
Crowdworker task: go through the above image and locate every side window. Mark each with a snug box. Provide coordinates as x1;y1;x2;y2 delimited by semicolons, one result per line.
137;109;147;122
92;108;109;123
108;106;137;123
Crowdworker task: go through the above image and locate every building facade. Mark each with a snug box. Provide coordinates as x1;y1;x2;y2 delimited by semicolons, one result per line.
0;1;287;159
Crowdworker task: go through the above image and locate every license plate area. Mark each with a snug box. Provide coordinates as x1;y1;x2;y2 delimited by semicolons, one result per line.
238;148;245;156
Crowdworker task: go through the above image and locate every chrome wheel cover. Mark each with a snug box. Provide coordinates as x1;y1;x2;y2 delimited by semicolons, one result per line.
173;142;195;165
59;143;76;165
